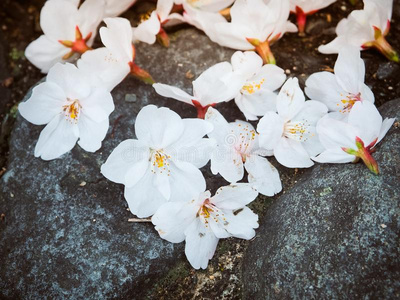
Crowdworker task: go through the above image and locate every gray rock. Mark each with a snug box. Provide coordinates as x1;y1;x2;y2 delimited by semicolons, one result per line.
242;99;400;299
376;62;400;80
0;28;238;299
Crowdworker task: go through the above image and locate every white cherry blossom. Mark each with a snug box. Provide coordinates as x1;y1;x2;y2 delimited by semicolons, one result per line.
101;105;216;218
18;63;114;160
231;51;286;120
319;0;398;62
305;46;374;120
257;77;328;168
313;101;394;174
132;0;183;47
78;17;154;90
152;183;259;269
205;107;282;197
153;62;243;118
212;0;297;64
25;0;105;73
290;0;337;33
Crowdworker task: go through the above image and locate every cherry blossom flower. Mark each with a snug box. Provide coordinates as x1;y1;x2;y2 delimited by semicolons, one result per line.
101;105;215;218
257;78;328;168
205;107;282;196
290;0;337;33
313;101;394;174
305;46;374;120
104;0;137;18
212;0;297;64
231;51;286;120
18;63;114;160
25;0;105;73
78;17;154;89
132;0;183;47
319;0;398;62
153;62;243;118
152;183;259;269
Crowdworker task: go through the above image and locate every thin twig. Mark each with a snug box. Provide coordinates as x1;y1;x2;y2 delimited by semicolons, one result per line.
128;218;152;223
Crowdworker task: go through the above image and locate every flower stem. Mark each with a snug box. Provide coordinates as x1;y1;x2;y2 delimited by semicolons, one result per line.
363;25;399;62
295;6;307;34
129;62;155;85
246;38;276;65
192;100;215;119
157;27;170;48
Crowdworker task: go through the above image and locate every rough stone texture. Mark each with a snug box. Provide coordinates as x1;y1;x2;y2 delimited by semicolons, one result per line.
0;28;238;299
242;99;400;299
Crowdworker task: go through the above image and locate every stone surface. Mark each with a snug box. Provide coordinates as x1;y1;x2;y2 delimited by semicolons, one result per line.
242;99;400;299
0;28;238;299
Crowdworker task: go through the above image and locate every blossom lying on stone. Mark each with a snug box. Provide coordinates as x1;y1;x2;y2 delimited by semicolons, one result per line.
212;0;297;64
153;62;243;118
205;107;282;196
152;183;259;269
313;101;394;174
18;63;114;160
319;0;398;62
231;51;286;121
257;78;328;168
132;0;183;47
25;0;105;73
78;17;154;89
305;46;374;120
290;0;337;33
101;105;215;218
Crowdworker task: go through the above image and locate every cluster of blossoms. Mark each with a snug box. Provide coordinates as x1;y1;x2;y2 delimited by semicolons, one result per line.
19;0;396;269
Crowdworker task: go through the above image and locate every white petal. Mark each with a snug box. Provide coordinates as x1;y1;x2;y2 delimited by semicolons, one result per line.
132;12;160;45
213;22;254;50
78;47;130;92
152;201;198;243
274;138;314;168
223;207;258;239
169;160;206;202
34;114;78;160
46;63;91;100
347;101;381;145
210;145;244;183
77;0;105;42
135;105;185;149
82;88;114;123
205;107;231;144
245;155;282;196
40;0;77;41
291;100;328;125
77;117;109;152
236;90;277;120
334;46;366;93
231;51;262;79
104;0;137;18
18;82;65;125
101;17;134;62
316;116;358;150
156;0;174;21
124;155;150;188
276;77;305;120
101;139;150;184
152;83;193;105
211;183;258;210
166;119;215;168
193;62;244;106
313;148;355;164
318;36;349;55
257;112;284;150
25;36;69;73
124;168;167;218
377;118;395;145
184;219;219;269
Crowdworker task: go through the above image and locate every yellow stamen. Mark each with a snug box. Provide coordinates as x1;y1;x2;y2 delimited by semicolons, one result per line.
241;78;265;95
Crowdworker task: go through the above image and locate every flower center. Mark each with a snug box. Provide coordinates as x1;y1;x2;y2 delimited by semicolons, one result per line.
338;92;361;113
283;120;313;142
241;78;265;95
63;98;81;123
197;199;228;228
232;123;257;161
150;150;171;175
